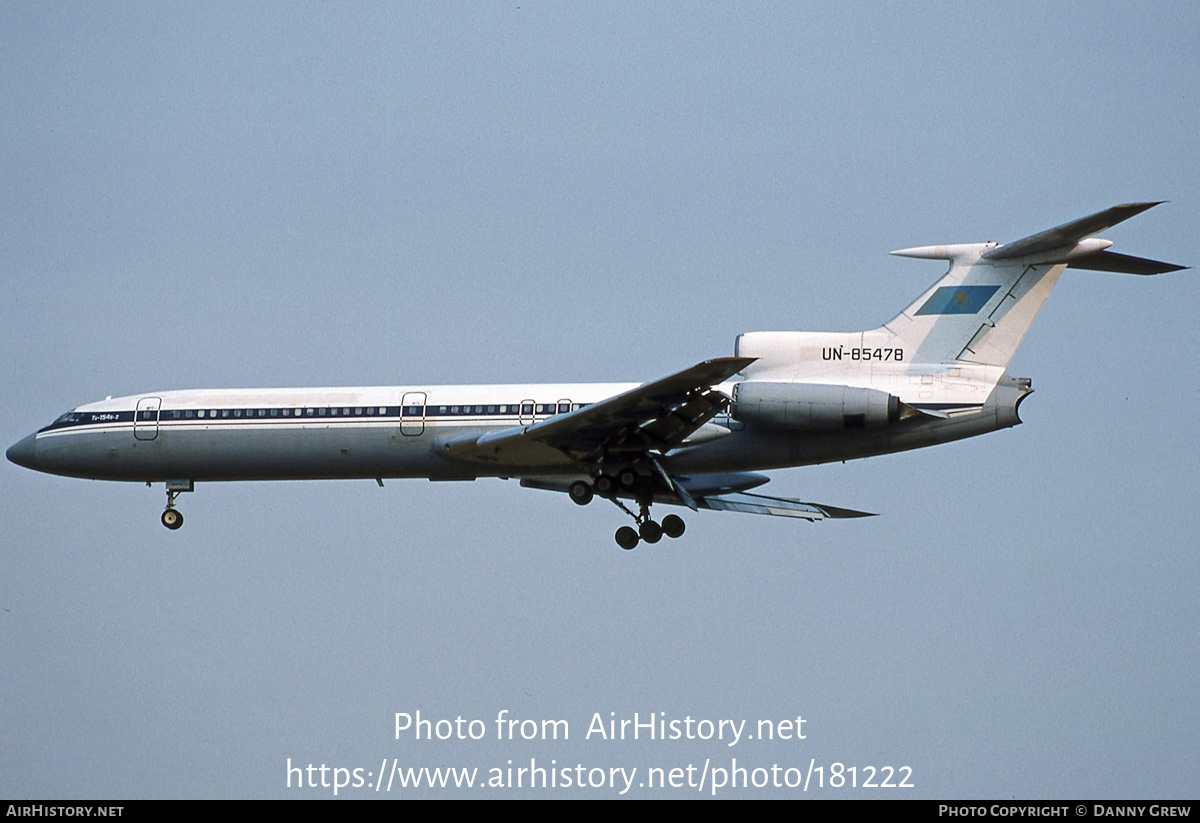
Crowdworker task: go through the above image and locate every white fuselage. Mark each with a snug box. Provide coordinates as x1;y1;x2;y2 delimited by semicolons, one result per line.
12;376;1026;486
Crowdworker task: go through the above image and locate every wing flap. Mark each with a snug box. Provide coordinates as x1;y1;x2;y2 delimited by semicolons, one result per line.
696;491;875;520
636;389;729;449
531;356;753;450
521;476;873;522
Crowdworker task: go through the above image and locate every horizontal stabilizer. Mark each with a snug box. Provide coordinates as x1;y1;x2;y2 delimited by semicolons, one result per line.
984;202;1164;260
1066;249;1188;275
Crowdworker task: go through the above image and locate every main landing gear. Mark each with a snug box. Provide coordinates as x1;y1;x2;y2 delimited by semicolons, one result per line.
159;480;193;530
613;503;686;551
569;475;687;551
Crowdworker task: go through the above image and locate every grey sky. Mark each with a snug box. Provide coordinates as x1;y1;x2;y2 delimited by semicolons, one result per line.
2;2;1196;798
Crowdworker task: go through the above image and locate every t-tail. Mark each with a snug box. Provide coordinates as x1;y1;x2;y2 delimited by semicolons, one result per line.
734;202;1184;419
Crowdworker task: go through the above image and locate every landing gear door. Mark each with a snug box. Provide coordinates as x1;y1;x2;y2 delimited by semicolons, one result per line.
134;397;161;441
401;392;426;436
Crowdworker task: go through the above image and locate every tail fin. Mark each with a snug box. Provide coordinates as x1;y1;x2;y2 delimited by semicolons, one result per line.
884;202;1183;368
735;203;1182;389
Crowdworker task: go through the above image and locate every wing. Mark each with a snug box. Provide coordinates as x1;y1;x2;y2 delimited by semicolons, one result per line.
440;357;754;468
444;357;877;524
695;491;874;520
521;474;876;521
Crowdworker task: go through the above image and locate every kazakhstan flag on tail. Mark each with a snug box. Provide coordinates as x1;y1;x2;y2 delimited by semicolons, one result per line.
914;285;1000;315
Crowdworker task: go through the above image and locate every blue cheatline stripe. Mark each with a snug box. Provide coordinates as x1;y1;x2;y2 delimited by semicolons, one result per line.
37;400;588;433
914;285;1001;315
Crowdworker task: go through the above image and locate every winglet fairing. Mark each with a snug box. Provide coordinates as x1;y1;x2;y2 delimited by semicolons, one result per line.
7;204;1183;549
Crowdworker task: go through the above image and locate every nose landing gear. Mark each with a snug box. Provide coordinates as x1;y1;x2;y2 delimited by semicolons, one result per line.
159;480;193;530
161;507;183;530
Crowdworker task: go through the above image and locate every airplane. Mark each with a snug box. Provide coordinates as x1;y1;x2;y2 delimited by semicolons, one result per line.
6;203;1185;549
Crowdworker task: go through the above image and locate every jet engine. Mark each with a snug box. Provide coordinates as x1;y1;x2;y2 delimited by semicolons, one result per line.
732;382;901;430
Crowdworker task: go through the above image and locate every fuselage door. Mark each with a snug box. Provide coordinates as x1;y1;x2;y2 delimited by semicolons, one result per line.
401;392;426;436
134;397;161;441
519;399;536;426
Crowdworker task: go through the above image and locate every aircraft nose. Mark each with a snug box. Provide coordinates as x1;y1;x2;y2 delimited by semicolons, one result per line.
6;434;38;470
